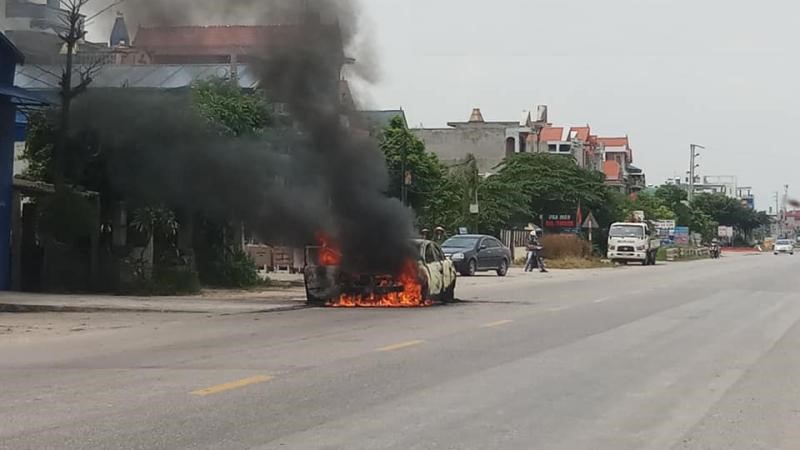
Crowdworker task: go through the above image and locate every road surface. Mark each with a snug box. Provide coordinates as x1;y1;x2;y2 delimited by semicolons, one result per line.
2;255;799;449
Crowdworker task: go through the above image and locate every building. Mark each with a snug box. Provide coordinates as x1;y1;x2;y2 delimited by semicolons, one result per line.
666;175;740;199
0;0;78;63
132;15;345;66
1;31;46;289
1;0;68;34
413;106;553;173
596;136;645;193
530;125;603;171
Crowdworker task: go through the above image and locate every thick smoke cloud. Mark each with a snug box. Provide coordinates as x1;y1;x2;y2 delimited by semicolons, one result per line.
73;0;413;272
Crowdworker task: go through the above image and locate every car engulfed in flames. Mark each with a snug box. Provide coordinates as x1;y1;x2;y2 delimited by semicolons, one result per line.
304;234;454;308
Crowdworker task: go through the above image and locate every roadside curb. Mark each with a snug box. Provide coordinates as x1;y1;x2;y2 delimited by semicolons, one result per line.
0;302;309;315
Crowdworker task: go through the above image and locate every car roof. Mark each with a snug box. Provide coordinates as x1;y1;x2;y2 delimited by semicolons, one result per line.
445;234;492;239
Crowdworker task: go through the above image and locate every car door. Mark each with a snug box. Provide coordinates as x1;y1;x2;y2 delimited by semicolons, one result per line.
475;237;491;269
433;243;455;290
480;238;501;268
423;242;444;295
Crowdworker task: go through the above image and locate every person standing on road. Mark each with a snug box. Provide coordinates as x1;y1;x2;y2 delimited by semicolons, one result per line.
434;226;447;244
525;231;547;273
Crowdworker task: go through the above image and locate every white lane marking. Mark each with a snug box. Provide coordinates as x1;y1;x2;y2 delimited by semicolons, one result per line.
593;297;611;304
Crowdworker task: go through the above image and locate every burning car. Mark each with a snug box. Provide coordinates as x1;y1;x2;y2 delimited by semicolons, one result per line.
304;237;457;307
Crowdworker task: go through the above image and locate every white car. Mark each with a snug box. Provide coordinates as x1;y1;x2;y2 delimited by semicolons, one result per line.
774;239;795;255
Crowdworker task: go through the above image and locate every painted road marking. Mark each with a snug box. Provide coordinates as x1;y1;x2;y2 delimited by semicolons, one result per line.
377;340;425;352
548;306;571;313
482;320;514;328
593;297;611;304
191;375;274;397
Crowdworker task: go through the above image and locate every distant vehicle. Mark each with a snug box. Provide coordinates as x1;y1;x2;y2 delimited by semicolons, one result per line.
441;234;512;277
607;222;660;265
774;239;794;255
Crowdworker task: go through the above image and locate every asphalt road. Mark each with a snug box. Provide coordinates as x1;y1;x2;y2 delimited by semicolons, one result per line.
2;254;799;449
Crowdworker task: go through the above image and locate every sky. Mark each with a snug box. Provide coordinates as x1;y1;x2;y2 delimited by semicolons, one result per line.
87;0;799;211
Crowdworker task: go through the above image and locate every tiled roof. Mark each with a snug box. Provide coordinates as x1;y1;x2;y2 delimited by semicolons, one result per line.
603;161;622;181
597;136;629;148
133;24;343;57
539;127;565;141
569;126;591;142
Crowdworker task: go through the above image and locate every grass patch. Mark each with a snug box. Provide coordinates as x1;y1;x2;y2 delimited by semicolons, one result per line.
546;257;611;269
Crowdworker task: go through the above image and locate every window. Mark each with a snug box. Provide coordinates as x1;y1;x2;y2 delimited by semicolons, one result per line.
506;137;516;157
559;144;571;153
548;144;558;153
609;225;645;238
484;239;500;248
443;236;480;249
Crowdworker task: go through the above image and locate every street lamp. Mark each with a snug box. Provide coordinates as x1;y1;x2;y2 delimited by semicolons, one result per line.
688;144;705;202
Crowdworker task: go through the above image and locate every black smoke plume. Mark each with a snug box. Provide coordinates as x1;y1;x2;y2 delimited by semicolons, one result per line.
70;0;413;272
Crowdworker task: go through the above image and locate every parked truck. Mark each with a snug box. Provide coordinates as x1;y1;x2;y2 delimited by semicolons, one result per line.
607;215;660;265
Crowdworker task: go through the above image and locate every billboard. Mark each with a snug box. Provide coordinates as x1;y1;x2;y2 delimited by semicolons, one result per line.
544;213;577;229
674;226;690;246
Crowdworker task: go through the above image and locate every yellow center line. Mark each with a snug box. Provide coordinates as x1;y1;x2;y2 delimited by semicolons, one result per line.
377;340;426;352
481;320;514;328
191;375;274;397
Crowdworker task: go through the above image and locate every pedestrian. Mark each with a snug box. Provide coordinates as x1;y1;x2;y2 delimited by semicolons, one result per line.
434;226;447;244
421;228;431;240
525;231;548;273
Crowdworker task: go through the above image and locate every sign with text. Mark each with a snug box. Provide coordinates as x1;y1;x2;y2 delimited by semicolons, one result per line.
674;226;690;246
652;220;676;231
545;213;577;230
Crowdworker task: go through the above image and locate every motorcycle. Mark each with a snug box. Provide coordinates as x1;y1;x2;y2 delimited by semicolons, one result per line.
525;244;548;273
709;244;721;259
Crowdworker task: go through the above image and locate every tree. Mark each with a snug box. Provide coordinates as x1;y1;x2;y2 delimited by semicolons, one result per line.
491;153;611;223
380;116;455;227
655;184;692;226
621;191;676;222
192;78;271;136
56;0;99;183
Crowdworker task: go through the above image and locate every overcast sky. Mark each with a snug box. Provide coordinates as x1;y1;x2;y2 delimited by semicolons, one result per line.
88;0;798;210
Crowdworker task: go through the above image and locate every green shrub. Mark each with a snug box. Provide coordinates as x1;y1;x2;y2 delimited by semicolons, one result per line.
152;265;201;295
203;248;260;288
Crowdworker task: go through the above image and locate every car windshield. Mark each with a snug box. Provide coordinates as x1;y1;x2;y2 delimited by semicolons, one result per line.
442;236;480;249
609;225;645;239
777;240;793;245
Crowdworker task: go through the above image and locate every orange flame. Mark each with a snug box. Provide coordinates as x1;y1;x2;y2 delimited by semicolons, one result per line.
316;232;341;266
328;259;431;308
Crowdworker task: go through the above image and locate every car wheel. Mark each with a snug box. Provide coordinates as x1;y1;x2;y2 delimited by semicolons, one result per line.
461;259;477;276
496;259;509;277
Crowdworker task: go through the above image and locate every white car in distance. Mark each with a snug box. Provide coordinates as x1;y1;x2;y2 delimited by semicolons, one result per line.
774;239;795;255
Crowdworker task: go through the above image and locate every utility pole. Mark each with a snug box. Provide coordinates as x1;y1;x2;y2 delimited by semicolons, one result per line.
400;146;407;206
688;144;704;202
774;191;781;237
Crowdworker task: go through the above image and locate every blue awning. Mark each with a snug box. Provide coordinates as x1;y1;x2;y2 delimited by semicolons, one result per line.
0;85;49;106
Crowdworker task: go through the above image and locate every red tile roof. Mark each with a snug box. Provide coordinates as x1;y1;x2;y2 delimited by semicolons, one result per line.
569;126;591;142
603;161;622;181
597;136;629;148
133;24;343;57
538;127;564;141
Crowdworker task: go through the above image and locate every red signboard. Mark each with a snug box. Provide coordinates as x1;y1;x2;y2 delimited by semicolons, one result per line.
544;214;576;229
